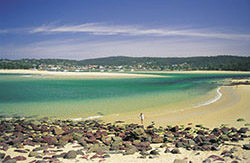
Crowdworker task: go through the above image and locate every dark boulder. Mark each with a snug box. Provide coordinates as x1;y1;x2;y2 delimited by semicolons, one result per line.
164;148;171;153
197;130;205;135
33;147;47;152
133;142;151;151
64;150;77;159
139;150;149;156
211;128;221;136
238;127;248;133
0;152;5;159
152;137;163;143
123;146;137;155
243;144;250;150
175;142;186;148
14;149;28;153
221;150;233;157
208;155;224;161
28;151;43;158
211;145;219;151
202;158;211;163
52;127;64;135
60;135;73;143
221;127;230;135
171;148;181;154
13;156;26;161
170;126;179;132
194;136;203;144
102;154;110;158
149;149;160;155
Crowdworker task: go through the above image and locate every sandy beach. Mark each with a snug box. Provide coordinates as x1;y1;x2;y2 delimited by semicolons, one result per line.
0;71;249;163
0;69;164;79
1;0;250;161
1;70;249;128
96;82;250;162
1;69;250;79
101;84;250;128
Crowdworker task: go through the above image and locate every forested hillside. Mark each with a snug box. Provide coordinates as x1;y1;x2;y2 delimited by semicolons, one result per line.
0;56;249;71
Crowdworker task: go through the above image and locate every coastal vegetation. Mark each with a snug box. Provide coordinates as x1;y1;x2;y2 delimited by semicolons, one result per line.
0;55;250;71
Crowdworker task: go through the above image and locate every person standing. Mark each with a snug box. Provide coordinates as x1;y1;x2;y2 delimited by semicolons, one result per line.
140;113;144;124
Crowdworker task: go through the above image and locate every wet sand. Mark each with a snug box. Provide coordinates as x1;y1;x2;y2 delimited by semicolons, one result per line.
101;85;250;128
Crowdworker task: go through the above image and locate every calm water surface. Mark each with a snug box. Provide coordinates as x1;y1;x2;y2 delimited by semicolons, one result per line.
0;72;249;118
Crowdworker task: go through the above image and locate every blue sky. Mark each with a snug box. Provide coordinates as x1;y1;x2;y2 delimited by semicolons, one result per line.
0;0;250;59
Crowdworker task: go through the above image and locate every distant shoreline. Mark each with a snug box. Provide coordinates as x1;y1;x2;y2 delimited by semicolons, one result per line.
139;70;250;74
0;69;164;78
1;69;250;76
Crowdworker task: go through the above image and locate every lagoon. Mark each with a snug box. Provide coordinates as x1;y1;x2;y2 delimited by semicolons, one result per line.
0;72;249;119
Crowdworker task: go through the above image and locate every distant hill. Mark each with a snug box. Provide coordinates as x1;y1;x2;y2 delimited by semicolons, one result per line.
0;55;250;71
79;56;250;71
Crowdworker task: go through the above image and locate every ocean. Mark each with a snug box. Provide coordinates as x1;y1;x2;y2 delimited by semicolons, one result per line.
0;72;249;119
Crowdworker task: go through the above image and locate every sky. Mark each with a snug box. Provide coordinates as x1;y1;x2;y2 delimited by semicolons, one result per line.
0;0;250;60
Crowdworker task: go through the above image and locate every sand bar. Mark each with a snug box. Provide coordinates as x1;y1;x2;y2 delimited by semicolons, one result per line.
0;69;164;78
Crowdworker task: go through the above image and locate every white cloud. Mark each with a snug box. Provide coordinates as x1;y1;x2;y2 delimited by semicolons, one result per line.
29;22;250;40
1;38;249;59
1;22;250;59
0;29;8;33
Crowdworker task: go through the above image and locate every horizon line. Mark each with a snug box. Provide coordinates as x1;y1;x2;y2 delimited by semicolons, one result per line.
0;54;249;61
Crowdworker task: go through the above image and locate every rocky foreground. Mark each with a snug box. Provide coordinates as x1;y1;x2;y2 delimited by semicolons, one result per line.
0;117;249;163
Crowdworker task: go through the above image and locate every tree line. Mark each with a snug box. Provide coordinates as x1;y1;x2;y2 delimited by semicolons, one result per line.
0;56;249;71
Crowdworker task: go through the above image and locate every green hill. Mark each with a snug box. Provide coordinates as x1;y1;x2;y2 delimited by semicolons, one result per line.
0;55;249;71
79;56;250;71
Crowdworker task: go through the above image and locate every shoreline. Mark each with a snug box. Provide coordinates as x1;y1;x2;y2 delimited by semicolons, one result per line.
100;84;250;128
0;75;249;162
180;85;249;127
0;69;164;79
194;87;222;108
138;70;250;74
1;70;249;128
1;69;250;79
1;78;248;129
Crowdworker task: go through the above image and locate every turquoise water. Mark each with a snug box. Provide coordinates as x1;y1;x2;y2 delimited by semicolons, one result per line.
0;72;249;118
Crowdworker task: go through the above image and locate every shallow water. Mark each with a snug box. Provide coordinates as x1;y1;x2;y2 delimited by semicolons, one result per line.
0;72;249;118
